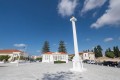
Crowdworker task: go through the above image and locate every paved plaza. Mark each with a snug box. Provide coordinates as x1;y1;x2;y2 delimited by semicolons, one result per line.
0;62;120;80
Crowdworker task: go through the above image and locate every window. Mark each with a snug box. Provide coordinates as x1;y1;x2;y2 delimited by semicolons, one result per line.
85;54;86;57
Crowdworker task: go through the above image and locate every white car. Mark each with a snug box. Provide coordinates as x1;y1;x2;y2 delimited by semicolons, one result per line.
90;60;96;64
87;60;95;64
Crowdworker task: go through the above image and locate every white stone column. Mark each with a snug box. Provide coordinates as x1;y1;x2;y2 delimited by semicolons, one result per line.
70;16;85;72
70;17;79;58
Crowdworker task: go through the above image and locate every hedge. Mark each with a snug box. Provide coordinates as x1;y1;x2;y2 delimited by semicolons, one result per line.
54;60;66;63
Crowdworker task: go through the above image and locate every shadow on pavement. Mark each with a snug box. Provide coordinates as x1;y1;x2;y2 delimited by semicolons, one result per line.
42;71;83;80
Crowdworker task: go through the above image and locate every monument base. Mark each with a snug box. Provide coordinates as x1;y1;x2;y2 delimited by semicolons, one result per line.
70;56;86;72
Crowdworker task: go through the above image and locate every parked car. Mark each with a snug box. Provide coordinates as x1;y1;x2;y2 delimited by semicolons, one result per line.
83;60;95;64
117;62;120;68
95;62;103;65
103;61;118;67
83;59;90;63
90;60;96;64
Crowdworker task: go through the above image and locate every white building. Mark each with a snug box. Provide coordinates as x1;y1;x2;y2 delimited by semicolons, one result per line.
69;52;95;61
79;52;95;60
0;49;28;62
42;52;68;63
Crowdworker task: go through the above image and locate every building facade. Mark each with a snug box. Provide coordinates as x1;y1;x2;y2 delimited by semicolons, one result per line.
79;52;95;60
42;52;68;63
0;49;28;62
68;52;95;61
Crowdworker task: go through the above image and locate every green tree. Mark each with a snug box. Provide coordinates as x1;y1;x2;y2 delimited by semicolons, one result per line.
94;47;98;57
91;50;94;52
0;55;10;61
36;57;42;61
58;41;67;53
105;52;115;58
113;46;117;57
42;41;50;53
105;49;109;57
94;45;103;58
108;48;111;52
113;46;120;57
105;48;115;58
105;48;111;56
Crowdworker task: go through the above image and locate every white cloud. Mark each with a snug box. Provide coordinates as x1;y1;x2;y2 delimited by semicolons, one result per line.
58;0;78;17
14;43;27;47
104;38;113;42
91;0;120;29
81;0;106;14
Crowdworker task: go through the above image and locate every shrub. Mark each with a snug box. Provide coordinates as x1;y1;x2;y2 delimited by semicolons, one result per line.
54;60;66;63
20;56;26;60
36;57;42;61
0;55;10;61
106;52;115;58
13;56;26;60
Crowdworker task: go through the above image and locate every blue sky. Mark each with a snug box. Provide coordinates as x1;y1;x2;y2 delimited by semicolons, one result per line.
0;0;120;55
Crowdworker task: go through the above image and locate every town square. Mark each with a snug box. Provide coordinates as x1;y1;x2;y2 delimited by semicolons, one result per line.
0;0;120;80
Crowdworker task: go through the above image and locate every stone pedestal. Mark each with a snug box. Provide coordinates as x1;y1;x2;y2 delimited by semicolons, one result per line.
70;56;85;72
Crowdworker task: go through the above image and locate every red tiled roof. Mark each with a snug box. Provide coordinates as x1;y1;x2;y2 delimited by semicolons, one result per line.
59;52;67;54
44;52;53;54
0;49;22;54
68;54;74;56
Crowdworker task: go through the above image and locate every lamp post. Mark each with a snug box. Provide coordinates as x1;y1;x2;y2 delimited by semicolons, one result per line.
70;16;85;72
